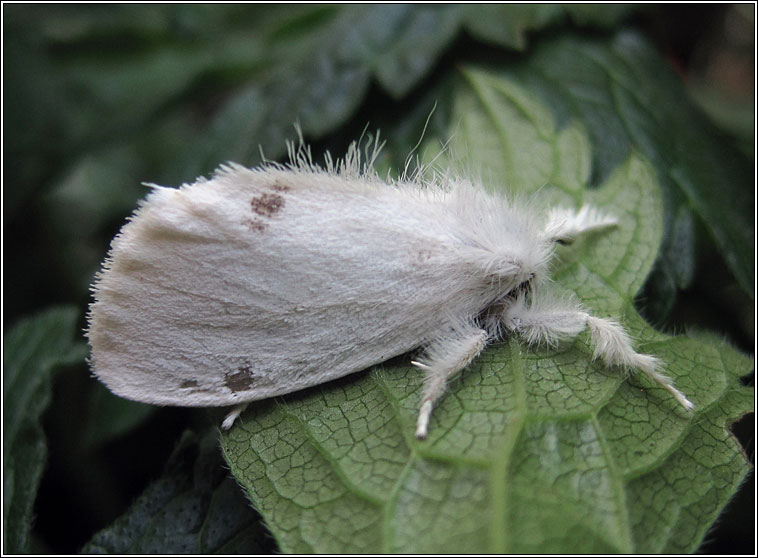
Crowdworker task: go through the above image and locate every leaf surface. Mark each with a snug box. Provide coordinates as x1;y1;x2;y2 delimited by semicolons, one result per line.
3;307;87;554
82;430;272;554
520;32;753;303
220;66;753;553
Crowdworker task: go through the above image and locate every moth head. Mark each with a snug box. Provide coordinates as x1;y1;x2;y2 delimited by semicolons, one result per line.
482;236;553;297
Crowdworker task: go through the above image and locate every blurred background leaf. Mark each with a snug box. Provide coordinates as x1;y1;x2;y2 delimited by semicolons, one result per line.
82;430;273;554
3;306;87;554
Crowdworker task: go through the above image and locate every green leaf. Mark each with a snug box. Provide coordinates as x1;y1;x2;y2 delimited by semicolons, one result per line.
516;32;754;302
18;7;652;306
8;4;644;187
461;4;640;50
2;8;68;215
3;306;87;554
219;65;753;553
80;384;156;449
82;430;272;554
336;4;461;99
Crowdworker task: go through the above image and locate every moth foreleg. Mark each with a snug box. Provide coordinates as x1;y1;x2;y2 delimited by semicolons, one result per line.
412;322;489;439
503;297;694;411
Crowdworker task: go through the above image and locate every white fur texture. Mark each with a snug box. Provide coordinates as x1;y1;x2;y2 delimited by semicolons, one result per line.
87;140;694;439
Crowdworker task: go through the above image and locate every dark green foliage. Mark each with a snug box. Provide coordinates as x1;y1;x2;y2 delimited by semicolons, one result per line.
3;4;752;554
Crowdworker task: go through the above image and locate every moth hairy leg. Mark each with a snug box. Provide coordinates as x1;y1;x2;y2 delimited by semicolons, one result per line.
221;402;249;430
584;316;695;410
412;322;489;439
502;297;694;411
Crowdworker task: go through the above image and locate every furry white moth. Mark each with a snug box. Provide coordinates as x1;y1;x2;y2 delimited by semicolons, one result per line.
87;140;694;439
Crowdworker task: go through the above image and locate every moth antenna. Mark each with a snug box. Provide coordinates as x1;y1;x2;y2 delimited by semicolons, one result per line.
545;204;618;243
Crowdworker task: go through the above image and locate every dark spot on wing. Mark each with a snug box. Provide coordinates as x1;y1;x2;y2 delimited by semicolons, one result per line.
225;365;256;393
270;181;292;192
250;192;285;217
180;379;199;388
245;218;267;232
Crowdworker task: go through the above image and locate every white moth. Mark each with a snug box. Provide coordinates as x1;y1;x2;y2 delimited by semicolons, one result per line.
87;139;694;439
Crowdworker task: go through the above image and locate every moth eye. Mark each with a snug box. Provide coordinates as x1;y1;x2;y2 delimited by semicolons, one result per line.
516;273;536;294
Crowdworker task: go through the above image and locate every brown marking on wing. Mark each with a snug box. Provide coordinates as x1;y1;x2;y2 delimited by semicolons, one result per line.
225;365;256;392
250;193;285;217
